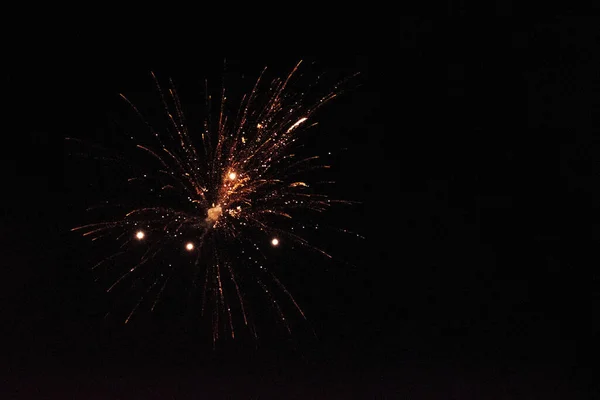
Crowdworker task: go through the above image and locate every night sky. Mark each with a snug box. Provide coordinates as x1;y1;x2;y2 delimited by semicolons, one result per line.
2;17;599;398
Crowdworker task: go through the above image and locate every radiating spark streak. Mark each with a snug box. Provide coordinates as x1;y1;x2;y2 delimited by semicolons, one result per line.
81;226;113;237
286;117;307;133
125;278;160;324
161;148;205;197
199;238;212;317
270;274;306;319
202;78;213;159
92;251;125;270
283;155;321;171
151;271;172;312
257;277;291;334
227;263;248;326
230;67;267;158
107;258;148;292
258;210;292;218
150;72;187;149
288;182;308;188
215;262;234;338
107;242;163;292
119;93;166;148
91;233;111;242
136;145;171;170
71;222;114;232
276;229;333;259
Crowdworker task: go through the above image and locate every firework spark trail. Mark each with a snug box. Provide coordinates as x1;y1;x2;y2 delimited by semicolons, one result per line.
69;61;360;342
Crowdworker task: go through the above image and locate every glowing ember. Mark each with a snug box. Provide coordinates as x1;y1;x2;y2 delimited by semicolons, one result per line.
206;205;223;224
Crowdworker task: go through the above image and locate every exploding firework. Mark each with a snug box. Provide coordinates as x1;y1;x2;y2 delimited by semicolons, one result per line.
69;61;361;343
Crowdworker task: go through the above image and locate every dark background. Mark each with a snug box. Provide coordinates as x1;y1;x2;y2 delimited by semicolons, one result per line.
2;17;599;398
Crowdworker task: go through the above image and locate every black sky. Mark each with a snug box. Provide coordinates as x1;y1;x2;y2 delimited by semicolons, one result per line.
2;17;599;398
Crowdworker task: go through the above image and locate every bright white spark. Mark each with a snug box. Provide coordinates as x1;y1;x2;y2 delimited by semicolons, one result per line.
185;242;194;251
135;230;145;240
271;238;279;246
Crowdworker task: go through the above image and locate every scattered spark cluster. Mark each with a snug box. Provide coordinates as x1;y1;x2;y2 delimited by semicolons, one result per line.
70;61;361;343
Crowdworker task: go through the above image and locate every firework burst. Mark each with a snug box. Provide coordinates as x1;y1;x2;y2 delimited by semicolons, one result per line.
69;61;361;343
